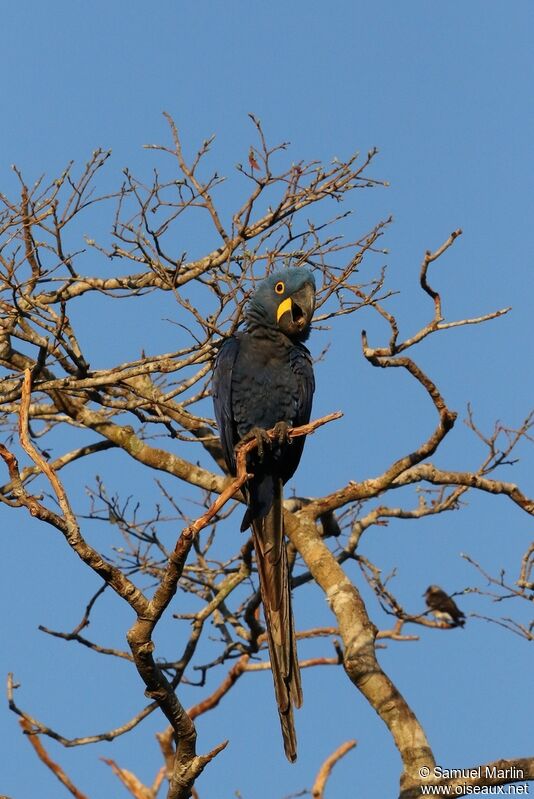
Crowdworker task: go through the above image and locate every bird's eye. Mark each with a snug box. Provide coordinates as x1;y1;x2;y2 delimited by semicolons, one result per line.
275;281;285;295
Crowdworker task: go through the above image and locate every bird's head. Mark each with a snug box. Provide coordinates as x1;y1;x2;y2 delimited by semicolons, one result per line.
246;267;316;341
424;585;440;598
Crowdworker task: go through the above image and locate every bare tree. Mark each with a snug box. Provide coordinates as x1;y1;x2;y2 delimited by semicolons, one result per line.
0;115;532;799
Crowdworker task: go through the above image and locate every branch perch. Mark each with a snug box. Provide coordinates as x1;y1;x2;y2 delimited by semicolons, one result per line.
126;410;342;799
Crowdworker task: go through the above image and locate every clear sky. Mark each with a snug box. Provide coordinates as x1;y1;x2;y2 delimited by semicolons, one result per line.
1;2;533;798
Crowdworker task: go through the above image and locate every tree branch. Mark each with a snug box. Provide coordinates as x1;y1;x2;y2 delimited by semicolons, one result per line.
311;740;357;799
19;719;89;799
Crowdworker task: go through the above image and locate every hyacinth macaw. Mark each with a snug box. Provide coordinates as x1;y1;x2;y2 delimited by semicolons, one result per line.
212;267;316;761
424;585;466;627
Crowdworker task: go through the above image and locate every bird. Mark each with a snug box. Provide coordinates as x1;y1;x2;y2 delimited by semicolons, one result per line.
212;267;316;762
424;585;466;627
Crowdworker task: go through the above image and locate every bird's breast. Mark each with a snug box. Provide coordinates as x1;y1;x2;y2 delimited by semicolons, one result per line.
232;346;300;438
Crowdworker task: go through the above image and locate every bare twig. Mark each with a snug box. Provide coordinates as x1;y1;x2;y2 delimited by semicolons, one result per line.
19;719;89;799
311;740;357;798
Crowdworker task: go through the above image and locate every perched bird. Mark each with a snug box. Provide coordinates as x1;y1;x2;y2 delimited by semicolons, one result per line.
424;585;466;627
212;268;316;762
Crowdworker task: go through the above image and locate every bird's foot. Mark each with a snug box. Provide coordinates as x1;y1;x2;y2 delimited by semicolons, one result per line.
272;421;292;446
238;422;292;460
238;426;272;461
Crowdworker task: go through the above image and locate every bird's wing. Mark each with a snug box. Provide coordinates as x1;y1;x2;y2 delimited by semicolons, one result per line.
277;344;315;485
428;589;465;625
290;343;315;426
427;588;447;609
435;592;460;616
442;595;465;624
212;336;241;475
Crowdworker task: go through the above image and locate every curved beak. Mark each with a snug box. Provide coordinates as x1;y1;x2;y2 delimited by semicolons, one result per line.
276;296;293;323
277;281;315;329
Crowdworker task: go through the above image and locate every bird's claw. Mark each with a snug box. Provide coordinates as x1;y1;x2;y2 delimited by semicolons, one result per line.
273;421;292;446
238;422;292;461
239;427;272;461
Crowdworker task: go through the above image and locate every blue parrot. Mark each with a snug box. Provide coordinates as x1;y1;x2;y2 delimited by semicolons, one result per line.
212;267;316;761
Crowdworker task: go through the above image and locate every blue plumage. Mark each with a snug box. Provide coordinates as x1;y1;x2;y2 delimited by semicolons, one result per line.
212;267;316;761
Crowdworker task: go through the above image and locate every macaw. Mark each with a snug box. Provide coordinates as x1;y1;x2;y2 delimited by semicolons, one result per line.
212;268;316;761
424;585;466;627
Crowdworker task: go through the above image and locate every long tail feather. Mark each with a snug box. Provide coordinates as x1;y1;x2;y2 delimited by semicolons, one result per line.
252;477;302;762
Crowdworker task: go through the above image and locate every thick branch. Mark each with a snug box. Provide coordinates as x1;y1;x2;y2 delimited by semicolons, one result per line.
125;412;341;799
285;513;435;788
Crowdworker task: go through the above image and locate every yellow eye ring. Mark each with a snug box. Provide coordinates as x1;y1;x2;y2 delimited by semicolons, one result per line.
274;281;285;295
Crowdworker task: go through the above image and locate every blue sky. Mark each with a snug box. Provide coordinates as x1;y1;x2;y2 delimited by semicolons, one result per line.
1;2;533;798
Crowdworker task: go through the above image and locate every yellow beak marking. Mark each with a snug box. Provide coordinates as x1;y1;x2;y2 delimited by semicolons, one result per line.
276;297;293;322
